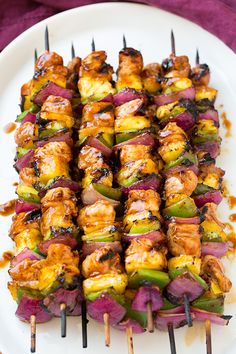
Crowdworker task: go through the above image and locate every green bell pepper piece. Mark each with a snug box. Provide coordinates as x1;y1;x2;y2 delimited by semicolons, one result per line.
192;134;219;144
202;231;223;243
17;288;44;304
160;298;177;311
192;294;224;314
16;185;41;204
129;220;160;234
93;183;122;201
98;133;114;148
16;147;31;158
193;183;215;196
128;269;170;290
164;152;198;171
124;302;147;327
86;289;125;306
169;268;208;291
119;176;139;187
163;197;198;218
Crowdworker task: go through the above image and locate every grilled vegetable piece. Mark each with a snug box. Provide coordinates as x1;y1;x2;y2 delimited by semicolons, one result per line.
78;51;115;102
83;273;128;296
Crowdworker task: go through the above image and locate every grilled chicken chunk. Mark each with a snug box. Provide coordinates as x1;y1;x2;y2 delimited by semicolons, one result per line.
78;51;115;102
40;187;77;238
78;200;116;234
19;167;39;187
125;189;161;215
81;102;114;128
34;141;72;184
158;122;188;163
191;64;210;87
40;95;74;128
78;145;105;170
165;169;198;198
201;255;232;293
125;238;167;273
141;63;162;94
201;202;225;229
119;145;152;165
116;48;143;91
162;54;191;78
14;122;36;148
167;223;201;257
115;98;144;119
198;163;224;190
82;246;123;278
9;244;80;292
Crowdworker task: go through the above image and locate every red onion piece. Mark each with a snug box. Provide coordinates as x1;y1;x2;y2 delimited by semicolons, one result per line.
158;305;185;315
21;113;36;125
194;141;221;159
16;297;53;323
11;247;43;267
191;308;232;326
86;136;112;157
132;286;163;312
122;175;161;194
15;199;40;214
193;190;223;208
198;109;219;124
113;133;155;150
33;82;73;105
81;184;120;207
14;149;34;172
154;86;195;106
87;294;126;325
35;131;73;148
171;111;195;131
165;216;201;226
201;242;229;258
82;241;122;257
46;177;79;192
155;312;189;331
114;318;145;334
43;288;82;316
123;230;165;243
162;165;199;178
113;88;146;106
38;234;78;255
99;94;114;103
166;272;205;304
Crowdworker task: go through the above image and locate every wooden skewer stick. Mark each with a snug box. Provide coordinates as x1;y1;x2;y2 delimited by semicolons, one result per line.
167;323;177;354
45;26;50;52
91;37;95;52
205;319;212;354
196;48;200;65
147;301;154;333
103;312;110;347
183;294;193;327
171;29;176;56
126;326;134;354
30;314;36;353
81;300;88;348
123;34;127;49
71;42;75;59
60;303;67;338
34;49;38;64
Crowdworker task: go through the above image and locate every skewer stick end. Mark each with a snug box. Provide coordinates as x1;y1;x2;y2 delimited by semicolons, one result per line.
183;294;193;327
60;303;67;338
168;323;177;354
103;312;110;347
205;319;212;354
147;301;154;333
126;326;134;354
82;300;88;348
30;314;36;353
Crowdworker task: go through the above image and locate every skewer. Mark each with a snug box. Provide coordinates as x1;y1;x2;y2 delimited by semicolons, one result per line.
81;300;88;348
34;49;38;64
123;34;127;49
126;326;134;354
171;29;176;56
71;42;75;59
45;26;50;51
147;301;154;333
103;312;110;347
30;314;36;353
168;323;177;354
60;303;67;338
183;294;193;327
196;48;200;65
91;37;95;52
205;319;212;354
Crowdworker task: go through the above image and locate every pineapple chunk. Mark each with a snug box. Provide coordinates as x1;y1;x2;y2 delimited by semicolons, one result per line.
79;77;116;103
168;256;201;275
158;140;186;163
195;86;217;101
116;159;158;185
116;74;143;91
124;211;160;232
115;115;151;133
83;273;128;296
170;78;192;91
15;229;42;252
40;112;74;128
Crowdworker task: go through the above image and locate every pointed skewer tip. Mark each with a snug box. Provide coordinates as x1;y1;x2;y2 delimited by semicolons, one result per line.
30;314;36;353
91;38;95;52
34;49;38;64
171;29;176;56
123;34;127;49
196;48;200;65
103;313;110;347
45;25;50;52
71;42;75;59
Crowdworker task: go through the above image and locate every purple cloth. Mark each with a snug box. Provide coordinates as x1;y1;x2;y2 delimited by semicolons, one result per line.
0;0;236;52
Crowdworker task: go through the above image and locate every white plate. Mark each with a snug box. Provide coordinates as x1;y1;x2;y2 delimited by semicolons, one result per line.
0;2;236;354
